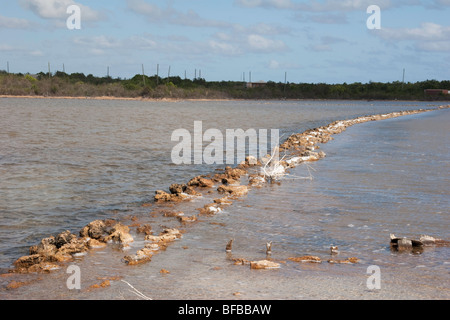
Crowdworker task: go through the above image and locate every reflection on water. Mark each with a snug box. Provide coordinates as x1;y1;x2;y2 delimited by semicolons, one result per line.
0;98;448;299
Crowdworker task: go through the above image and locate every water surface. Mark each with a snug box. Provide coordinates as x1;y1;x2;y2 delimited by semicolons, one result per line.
0;98;448;299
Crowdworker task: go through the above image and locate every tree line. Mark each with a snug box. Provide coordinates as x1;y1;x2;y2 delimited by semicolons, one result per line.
0;70;449;101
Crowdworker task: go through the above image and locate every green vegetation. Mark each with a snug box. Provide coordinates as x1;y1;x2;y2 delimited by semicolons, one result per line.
0;70;449;101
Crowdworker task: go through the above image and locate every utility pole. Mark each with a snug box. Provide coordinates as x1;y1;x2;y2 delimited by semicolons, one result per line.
156;64;159;86
7;61;9;74
195;69;197;80
402;68;405;89
199;70;202;79
185;70;187;80
107;66;110;78
168;65;171;82
142;64;146;86
249;71;252;84
284;71;287;97
63;63;65;74
48;62;51;79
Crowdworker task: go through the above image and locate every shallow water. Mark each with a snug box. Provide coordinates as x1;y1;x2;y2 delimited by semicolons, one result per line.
0;98;448;299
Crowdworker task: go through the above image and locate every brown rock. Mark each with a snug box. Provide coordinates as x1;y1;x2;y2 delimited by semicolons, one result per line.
27;262;60;273
178;215;198;223
87;239;107;249
217;185;248;197
250;260;280;270
328;257;359;264
225;166;247;179
169;184;185;194
213;197;233;206
80;220;107;240
288;256;322;263
232;258;250;265
145;228;182;244
29;237;57;257
89;280;110;290
198;204;222;215
14;254;43;269
197;178;214;188
104;223;134;245
154;190;173;202
123;248;153;266
248;174;265;187
57;239;88;256
136;224;152;236
55;230;77;248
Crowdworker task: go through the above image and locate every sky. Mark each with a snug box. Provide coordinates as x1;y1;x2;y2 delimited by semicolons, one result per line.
0;0;449;84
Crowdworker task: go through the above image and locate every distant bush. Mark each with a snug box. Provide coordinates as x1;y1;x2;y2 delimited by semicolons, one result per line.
0;70;448;101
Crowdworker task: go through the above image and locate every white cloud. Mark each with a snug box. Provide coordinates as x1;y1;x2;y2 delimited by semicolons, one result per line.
235;0;297;9
0;15;36;29
73;35;122;48
379;22;450;41
127;0;230;28
29;50;44;56
377;22;450;52
209;40;242;55
268;60;280;69
0;44;15;51
308;13;348;24
247;34;287;52
20;0;102;21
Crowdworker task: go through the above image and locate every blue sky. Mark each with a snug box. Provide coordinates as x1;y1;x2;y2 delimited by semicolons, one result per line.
1;0;449;83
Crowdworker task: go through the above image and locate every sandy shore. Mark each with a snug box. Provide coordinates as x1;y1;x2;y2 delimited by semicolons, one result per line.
0;94;238;102
2;94;448;103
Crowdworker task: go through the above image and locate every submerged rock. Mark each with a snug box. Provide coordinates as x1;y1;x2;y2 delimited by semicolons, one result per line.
188;176;214;188
288;256;322;263
145;228;182;244
250;260;280;270
154;190;173;202
217;185;249;197
104;223;134;245
154;184;200;203
248;174;266;187
178;215;198;223
390;234;449;253
198;203;223;216
123;248;153;266
328;257;359;264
